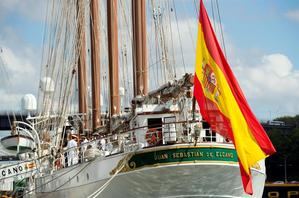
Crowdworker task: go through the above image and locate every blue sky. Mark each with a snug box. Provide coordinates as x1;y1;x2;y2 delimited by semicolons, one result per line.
218;0;299;67
0;0;299;120
2;14;44;48
199;0;299;119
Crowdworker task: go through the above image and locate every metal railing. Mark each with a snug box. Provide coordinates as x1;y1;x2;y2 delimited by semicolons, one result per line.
38;121;231;174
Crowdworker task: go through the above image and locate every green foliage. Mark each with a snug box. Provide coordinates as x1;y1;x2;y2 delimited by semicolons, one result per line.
266;114;299;182
274;115;299;126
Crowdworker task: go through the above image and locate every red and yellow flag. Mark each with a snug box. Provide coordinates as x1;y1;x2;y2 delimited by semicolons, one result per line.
194;0;276;194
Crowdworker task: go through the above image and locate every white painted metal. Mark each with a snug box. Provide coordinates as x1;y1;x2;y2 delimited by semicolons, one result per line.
35;144;265;198
1;136;35;151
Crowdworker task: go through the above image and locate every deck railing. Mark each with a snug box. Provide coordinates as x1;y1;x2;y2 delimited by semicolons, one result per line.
47;121;231;173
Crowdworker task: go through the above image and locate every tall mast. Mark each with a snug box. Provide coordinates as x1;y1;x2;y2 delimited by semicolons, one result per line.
107;0;120;116
77;0;89;133
90;0;101;131
141;0;148;95
132;0;148;97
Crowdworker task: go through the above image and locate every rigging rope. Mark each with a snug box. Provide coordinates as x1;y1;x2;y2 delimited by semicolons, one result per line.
35;0;90;147
87;152;135;198
211;0;217;36
166;1;177;79
216;0;227;58
16;157;91;198
172;0;186;74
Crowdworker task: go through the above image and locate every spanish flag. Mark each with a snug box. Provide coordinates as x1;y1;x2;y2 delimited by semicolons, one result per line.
194;0;276;194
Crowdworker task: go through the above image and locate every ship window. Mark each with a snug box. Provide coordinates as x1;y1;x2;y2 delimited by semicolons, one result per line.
164;117;176;143
148;118;162;132
204;130;216;142
164;117;176;133
202;121;210;129
147;118;163;145
77;176;79;182
87;173;89;180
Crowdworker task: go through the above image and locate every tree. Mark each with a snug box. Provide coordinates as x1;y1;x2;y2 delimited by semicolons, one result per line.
266;115;299;182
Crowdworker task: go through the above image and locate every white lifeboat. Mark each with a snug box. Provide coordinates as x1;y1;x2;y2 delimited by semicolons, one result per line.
1;135;35;152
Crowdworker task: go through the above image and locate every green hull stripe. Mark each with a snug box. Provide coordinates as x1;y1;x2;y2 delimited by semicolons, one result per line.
128;147;238;169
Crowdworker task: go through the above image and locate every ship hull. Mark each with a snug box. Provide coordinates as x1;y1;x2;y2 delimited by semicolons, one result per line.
35;144;265;198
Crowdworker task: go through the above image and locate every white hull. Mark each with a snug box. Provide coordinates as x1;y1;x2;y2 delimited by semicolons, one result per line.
37;164;265;198
35;144;265;198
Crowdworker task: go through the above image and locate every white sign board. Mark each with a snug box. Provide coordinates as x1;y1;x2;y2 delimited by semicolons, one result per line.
0;161;37;181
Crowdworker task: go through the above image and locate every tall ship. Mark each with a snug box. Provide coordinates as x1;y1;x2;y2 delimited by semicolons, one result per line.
0;0;275;197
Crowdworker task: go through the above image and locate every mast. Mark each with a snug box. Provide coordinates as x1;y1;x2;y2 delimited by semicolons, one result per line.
132;0;148;97
141;0;148;95
90;0;101;131
77;0;89;133
107;0;120;116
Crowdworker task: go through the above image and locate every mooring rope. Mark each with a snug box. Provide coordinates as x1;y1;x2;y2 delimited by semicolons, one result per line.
87;152;134;198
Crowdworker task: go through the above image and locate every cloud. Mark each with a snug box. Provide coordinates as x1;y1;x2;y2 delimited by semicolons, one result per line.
0;46;39;112
286;10;299;23
0;90;23;112
164;16;232;78
0;0;44;112
234;53;299;119
166;12;299;119
0;0;297;122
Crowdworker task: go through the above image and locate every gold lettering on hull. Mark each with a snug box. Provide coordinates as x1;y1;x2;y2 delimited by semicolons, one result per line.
110;149;237;175
154;153;169;160
154;150;235;161
172;151;205;159
216;151;234;158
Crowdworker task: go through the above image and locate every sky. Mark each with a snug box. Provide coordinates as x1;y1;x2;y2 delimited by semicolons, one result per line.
0;0;299;120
